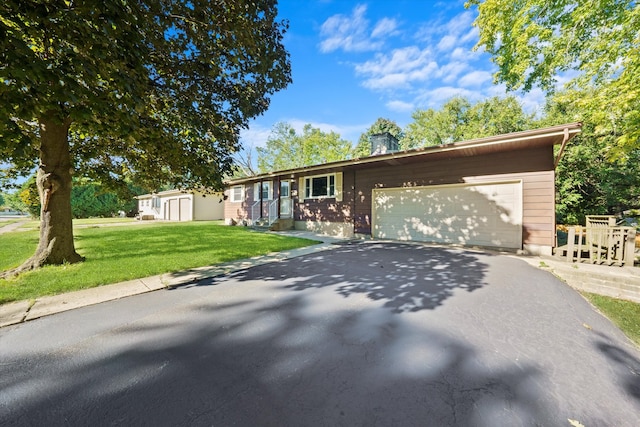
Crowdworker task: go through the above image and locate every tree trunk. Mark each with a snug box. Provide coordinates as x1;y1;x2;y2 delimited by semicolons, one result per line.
1;115;84;278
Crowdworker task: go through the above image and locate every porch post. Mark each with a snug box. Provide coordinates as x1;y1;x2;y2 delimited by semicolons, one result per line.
276;177;281;218
259;179;263;219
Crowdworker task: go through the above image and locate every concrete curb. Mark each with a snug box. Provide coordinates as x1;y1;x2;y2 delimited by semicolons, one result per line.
0;238;340;328
517;255;640;303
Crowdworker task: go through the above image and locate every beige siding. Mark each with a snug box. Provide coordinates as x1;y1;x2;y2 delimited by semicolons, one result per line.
193;192;224;220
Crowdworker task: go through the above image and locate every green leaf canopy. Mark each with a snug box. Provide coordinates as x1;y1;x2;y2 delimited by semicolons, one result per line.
0;0;292;191
466;0;640;156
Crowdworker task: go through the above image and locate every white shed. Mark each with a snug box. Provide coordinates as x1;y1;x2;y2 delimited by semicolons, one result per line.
137;190;224;221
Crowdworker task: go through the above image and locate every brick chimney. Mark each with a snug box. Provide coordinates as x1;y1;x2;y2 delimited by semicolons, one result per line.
370;132;399;155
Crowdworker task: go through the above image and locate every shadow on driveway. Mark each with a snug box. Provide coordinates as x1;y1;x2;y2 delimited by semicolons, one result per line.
2;242;639;426
221;241;491;313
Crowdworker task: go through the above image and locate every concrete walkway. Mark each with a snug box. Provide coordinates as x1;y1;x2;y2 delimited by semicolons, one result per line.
0;219;28;235
2;229;640;328
519;253;640;303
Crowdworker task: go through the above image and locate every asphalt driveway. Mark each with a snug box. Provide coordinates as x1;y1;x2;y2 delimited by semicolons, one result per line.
1;242;639;426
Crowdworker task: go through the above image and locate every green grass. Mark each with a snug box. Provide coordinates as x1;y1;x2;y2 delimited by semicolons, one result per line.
73;217;138;226
583;292;640;346
0;222;317;304
4;217;140;233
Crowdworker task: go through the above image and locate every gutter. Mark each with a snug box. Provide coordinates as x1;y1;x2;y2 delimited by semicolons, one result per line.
554;127;571;169
227;122;583;185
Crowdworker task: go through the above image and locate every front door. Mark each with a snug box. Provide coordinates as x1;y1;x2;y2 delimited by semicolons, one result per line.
280;181;292;218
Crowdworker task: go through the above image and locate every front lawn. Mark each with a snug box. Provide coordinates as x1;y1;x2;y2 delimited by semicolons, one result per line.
583;292;640;346
0;222;316;304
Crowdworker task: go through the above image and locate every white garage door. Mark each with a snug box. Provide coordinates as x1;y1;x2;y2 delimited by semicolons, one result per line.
372;181;523;249
168;199;179;221
179;197;191;221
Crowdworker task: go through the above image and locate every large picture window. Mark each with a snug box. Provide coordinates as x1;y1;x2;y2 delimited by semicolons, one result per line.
304;174;335;199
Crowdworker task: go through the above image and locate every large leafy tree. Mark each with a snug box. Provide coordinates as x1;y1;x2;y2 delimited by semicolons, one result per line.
402;96;533;149
466;0;640;157
538;92;640;223
0;0;291;275
256;122;352;173
352;118;403;158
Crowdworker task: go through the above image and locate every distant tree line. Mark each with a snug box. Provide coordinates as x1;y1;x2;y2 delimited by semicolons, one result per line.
3;177;140;219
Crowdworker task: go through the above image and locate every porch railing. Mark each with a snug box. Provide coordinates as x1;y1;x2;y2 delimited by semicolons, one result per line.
268;200;278;225
250;201;260;225
560;217;637;266
250;200;279;226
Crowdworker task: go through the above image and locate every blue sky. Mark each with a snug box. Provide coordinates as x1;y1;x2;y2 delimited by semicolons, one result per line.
240;0;546;154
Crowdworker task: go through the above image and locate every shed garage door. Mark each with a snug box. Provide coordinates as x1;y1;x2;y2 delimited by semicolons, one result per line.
167;197;192;221
168;199;179;220
372;181;523;249
179;197;191;221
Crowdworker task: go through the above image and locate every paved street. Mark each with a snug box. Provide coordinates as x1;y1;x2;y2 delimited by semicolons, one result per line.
1;242;639;426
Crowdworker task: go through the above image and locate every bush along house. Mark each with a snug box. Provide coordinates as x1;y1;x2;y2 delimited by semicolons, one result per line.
224;123;581;256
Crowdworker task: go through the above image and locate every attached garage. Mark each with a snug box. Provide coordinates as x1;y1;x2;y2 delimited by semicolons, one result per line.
372;181;523;249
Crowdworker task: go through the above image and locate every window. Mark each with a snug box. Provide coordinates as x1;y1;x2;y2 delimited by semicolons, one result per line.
152;197;161;209
280;181;290;198
304;174;335;199
253;181;272;201
230;185;243;203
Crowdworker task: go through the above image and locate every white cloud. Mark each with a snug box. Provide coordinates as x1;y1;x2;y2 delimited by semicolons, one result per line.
437;35;457;52
356;47;433;75
516;87;546;115
319;4;400;53
443;11;475;39
386;100;415;112
486;82;508;97
319;5;517;117
458;70;493;87
459;27;479;45
355;46;438;90
437;61;469;83
371;17;400;38
240;123;272;148
319;5;374;52
415;86;480;108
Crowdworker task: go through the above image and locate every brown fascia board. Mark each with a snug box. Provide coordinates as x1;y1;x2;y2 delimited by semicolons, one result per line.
227;122;582;185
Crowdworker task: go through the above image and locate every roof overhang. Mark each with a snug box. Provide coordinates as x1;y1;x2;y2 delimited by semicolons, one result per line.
227;122;582;184
136;189;193;199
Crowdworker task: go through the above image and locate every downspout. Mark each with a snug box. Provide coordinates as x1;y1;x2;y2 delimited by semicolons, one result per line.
553;127;570;250
554;127;570;169
353;169;357;236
